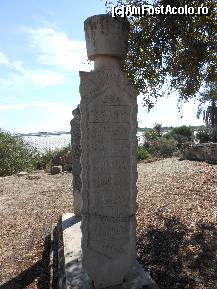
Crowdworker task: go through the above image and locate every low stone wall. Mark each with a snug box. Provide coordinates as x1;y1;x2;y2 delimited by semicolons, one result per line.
182;143;217;163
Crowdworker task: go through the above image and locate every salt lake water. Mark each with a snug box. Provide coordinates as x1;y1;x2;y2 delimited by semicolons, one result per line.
23;134;71;153
22;132;145;153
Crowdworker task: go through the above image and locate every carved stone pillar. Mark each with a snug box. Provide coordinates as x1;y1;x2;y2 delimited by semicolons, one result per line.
80;15;138;288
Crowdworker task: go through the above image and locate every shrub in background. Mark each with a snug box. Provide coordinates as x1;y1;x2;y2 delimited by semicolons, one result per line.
210;128;217;142
0;131;39;176
170;125;193;139
137;146;151;160
35;144;72;170
196;127;217;143
35;149;56;170
169;125;193;149
143;123;163;142
145;137;177;157
196;127;210;143
0;129;72;176
158;137;178;157
142;123;178;158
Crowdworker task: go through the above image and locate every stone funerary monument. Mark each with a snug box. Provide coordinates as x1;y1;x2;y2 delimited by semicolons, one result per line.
57;14;158;289
80;14;138;288
79;14;157;289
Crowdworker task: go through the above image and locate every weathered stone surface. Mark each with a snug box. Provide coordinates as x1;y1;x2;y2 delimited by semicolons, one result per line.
57;213;89;289
63;164;72;172
183;142;217;163
84;14;130;61
51;165;62;175
17;171;29;177
70;105;82;215
53;213;159;289
82;214;137;287
80;14;139;288
80;71;138;219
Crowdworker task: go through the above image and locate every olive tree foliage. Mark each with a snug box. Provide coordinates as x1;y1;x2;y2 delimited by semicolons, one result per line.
105;0;216;112
197;82;217;127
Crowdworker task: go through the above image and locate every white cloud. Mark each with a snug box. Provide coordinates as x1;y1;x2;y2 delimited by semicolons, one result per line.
138;93;204;128
27;70;65;86
0;101;69;112
0;96;17;103
0;55;65;88
0;103;30;111
0;25;92;90
12;59;65;86
23;26;93;71
0;101;72;133
0;52;9;66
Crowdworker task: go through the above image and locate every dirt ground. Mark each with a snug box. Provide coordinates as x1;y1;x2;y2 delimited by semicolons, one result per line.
0;171;73;289
0;158;216;289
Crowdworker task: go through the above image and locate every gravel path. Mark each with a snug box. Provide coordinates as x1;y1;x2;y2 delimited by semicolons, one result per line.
0;171;73;289
0;158;216;289
137;158;217;289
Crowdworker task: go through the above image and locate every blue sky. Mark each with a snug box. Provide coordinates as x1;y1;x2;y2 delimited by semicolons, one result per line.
0;0;204;133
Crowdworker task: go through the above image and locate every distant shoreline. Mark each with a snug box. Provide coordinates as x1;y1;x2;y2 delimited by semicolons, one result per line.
12;125;204;137
15;131;71;137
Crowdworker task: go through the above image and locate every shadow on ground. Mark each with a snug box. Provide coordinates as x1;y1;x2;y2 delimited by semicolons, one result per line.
137;215;217;289
0;235;51;289
1;216;217;289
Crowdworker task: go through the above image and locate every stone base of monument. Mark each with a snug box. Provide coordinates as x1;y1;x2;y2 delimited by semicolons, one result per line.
50;213;159;289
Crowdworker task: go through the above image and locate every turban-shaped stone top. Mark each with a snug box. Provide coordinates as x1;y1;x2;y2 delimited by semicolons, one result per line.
84;14;130;61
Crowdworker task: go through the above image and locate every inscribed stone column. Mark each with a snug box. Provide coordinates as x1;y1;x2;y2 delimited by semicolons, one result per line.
80;15;138;288
70;105;82;215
